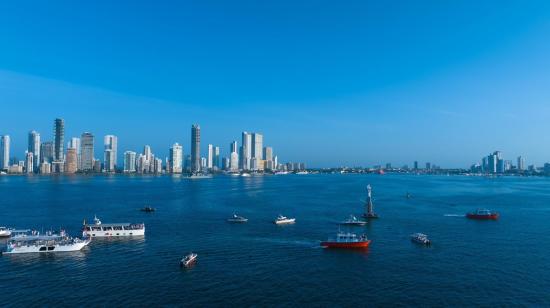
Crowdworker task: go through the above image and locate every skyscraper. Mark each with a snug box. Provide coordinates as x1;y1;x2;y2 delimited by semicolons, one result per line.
68;137;81;170
0;135;10;170
24;151;33;174
169;143;183;173
230;141;238;154
517;156;525;171
53;118;65;162
80;132;95;171
123;151;136;173
28;131;40;172
252;133;263;160
413;161;418;170
104;149;115;172
241;132;252;170
263;147;273;162
104;135;118;170
65;148;78;173
40;141;54;164
230;152;239;171
214;146;220;169
191;124;201;172
207;144;213;169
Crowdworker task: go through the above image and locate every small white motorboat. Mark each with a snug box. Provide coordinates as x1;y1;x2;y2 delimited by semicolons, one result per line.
340;215;367;226
411;233;431;246
0;227;12;237
227;214;248;223
274;215;296;225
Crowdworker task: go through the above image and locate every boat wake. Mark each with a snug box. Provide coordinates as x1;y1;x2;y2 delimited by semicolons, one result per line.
444;214;465;217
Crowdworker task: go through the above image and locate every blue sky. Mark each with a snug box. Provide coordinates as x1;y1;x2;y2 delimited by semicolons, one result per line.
1;0;550;167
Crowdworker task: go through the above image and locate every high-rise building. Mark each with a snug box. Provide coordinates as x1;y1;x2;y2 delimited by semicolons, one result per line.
123;151;136;173
68;137;81;170
169;143;183;173
487;152;497;173
517;156;525;171
104;135;118;170
25;151;33;174
184;155;191;172
252;133;263;160
40;162;51;174
200;157;207;169
93;159;102;173
104;149;115;172
413;161;418;170
143;145;152;162
425;162;431;170
53;118;65;162
214;146;220;169
0;135;10;170
230;152;239;171
65;148;78;173
207;144;213;169
230;141;238;154
263;147;273;162
40;141;54;164
241;132;252;170
191;124;201;172
28;131;40;172
222;157;230;170
81;132;95;171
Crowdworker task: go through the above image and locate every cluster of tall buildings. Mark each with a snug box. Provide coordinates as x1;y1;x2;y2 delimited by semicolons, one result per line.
470;151;530;174
1;119;302;175
0;119;118;174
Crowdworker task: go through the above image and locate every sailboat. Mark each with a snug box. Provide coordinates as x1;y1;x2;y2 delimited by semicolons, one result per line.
362;184;379;219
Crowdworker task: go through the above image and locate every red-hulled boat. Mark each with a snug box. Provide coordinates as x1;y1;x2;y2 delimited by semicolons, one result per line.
321;232;371;249
466;209;499;220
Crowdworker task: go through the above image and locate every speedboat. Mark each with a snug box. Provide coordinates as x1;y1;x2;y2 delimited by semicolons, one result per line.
466;209;499;220
227;214;248;223
180;252;198;268
0;227;12;237
240;173;251;177
340;215;367;226
321;232;371;249
411;233;431;246
140;206;156;212
274;215;296;225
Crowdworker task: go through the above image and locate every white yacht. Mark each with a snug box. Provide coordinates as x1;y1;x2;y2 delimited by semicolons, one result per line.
186;173;213;179
274;215;296;225
3;231;90;254
340;215;367;226
227;214;248;223
82;216;145;237
0;227;12;237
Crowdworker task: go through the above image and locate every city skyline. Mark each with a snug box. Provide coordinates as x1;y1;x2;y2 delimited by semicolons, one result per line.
2;2;550;167
0;118;301;174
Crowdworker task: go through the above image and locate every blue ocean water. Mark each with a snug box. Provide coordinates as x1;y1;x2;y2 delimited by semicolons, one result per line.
1;174;549;306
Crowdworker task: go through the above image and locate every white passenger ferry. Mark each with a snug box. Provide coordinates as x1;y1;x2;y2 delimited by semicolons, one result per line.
82;216;145;237
3;231;90;254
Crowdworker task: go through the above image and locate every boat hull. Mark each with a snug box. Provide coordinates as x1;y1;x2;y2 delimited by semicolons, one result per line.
4;239;90;254
83;228;145;237
321;240;371;249
466;213;499;220
274;219;295;225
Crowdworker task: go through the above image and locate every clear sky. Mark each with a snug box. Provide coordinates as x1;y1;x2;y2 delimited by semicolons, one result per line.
1;0;550;168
